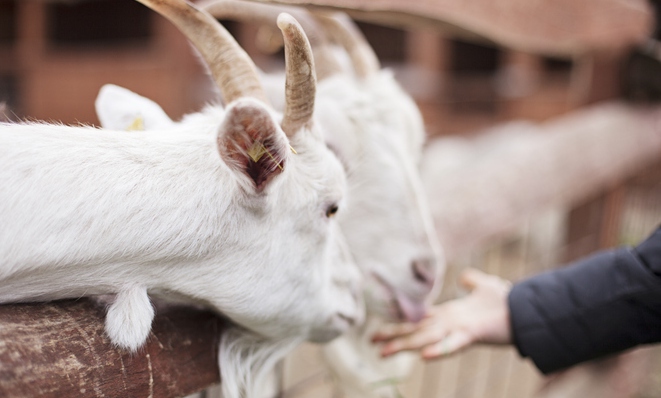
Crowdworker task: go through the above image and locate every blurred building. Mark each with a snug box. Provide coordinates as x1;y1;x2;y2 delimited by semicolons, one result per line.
1;0;581;130
0;0;213;124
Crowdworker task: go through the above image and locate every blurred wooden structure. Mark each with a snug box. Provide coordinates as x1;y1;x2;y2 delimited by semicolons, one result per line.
2;0;661;397
0;0;213;124
0;300;224;397
424;103;661;261
251;0;653;57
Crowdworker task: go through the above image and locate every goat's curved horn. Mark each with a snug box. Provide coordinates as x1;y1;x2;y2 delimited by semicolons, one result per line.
201;0;342;80
136;0;267;104
278;13;316;137
315;13;380;78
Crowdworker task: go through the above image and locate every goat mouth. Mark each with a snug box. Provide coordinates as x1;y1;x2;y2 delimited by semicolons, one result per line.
372;273;427;323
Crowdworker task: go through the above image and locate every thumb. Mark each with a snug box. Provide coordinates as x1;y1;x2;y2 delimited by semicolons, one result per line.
458;268;491;290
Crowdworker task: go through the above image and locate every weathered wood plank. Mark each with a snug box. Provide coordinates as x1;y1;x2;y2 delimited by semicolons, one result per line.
423;102;661;261
246;0;653;57
0;299;223;397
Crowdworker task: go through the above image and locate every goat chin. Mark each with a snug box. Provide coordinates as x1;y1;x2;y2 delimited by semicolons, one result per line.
219;328;303;398
322;316;417;398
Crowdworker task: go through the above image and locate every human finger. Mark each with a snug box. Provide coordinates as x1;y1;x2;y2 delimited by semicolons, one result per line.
420;331;472;360
380;326;449;357
460;268;513;293
371;322;420;342
458;268;492;290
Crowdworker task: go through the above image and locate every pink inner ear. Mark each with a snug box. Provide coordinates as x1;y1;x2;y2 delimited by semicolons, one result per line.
218;103;287;193
245;135;286;192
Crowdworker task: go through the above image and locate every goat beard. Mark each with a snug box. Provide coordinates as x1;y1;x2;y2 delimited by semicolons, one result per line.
219;327;303;398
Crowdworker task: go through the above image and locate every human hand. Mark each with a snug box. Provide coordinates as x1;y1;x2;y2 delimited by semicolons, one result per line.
372;269;513;360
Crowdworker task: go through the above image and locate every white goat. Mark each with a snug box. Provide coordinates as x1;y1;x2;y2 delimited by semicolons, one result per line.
99;3;445;396
0;2;363;397
311;15;444;398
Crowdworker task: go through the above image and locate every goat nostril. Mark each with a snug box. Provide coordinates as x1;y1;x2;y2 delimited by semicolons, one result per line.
412;258;435;285
337;313;355;326
412;266;426;283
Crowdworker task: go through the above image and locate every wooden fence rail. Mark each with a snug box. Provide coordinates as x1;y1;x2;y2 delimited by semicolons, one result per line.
425;102;661;261
249;0;653;56
0;299;224;397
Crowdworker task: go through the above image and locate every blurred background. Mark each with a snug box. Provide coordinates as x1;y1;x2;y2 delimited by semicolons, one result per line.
2;0;661;397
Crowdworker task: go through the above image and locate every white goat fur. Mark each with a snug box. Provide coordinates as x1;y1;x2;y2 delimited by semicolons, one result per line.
248;43;445;397
0;95;363;397
245;17;445;396
236;19;444;325
96;9;442;393
98;67;442;397
315;69;443;398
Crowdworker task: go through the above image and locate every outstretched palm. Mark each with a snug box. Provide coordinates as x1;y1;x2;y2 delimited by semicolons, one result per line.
372;269;513;359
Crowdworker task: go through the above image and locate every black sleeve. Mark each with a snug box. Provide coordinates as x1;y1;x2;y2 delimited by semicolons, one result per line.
508;226;661;374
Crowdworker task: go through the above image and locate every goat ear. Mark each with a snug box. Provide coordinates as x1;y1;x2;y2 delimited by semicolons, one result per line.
218;99;289;193
95;84;174;131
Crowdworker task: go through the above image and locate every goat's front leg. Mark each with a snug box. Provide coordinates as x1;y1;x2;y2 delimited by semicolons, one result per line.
104;285;155;351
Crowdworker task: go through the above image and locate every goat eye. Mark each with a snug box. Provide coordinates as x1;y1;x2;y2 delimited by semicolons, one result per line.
326;204;339;218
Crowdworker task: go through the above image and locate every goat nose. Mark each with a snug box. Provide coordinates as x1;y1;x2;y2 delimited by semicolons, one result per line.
412;257;436;288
